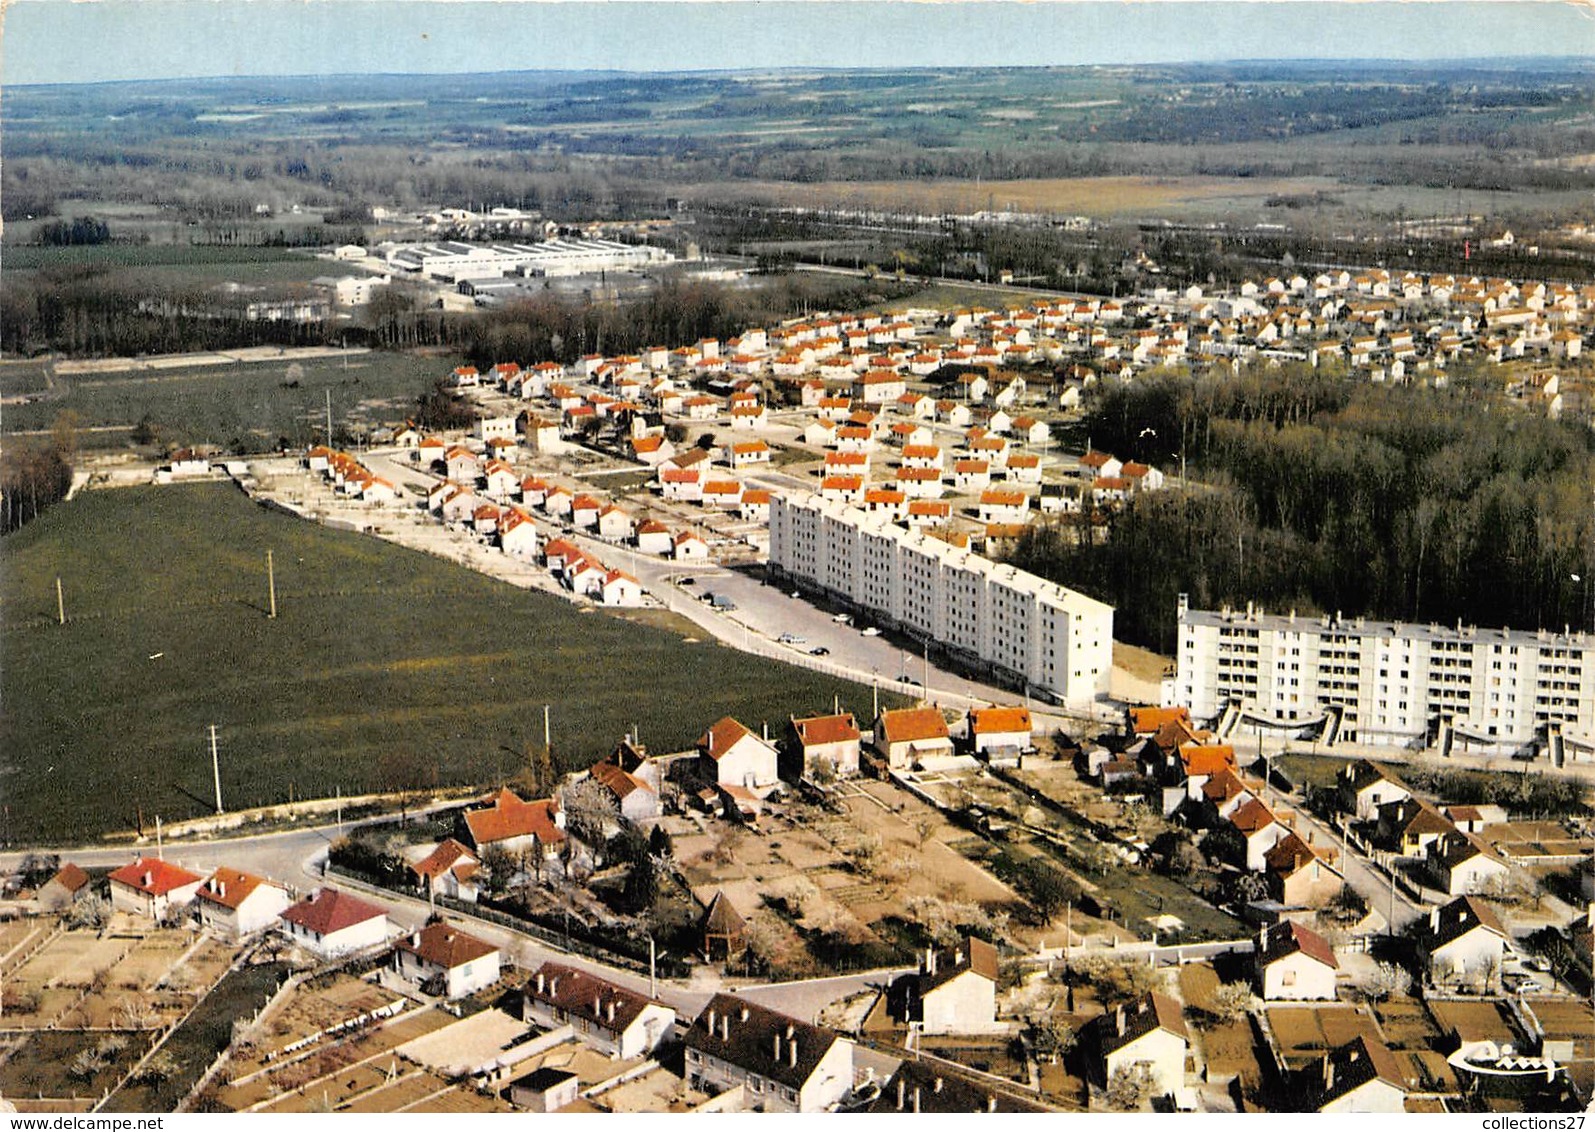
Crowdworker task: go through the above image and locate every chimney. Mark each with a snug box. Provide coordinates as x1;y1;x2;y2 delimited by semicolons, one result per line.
536;973;545;994
988;1096;999;1113
707;1007;716;1033
925;946;937;976
595;995;603;1014
740;1006;750;1022
551;977;559;995
897;1079;906;1111
774;1034;782;1060
411;932;421;947
912;1087;921;1114
720;1014;730;1041
789;1039;798;1068
934;1076;944;1094
142;872;153;888
217;880;226;898
608;1001;615;1023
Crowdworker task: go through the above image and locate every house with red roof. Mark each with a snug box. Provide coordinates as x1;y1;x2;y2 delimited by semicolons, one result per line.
600;569;643;607
410;839;482;903
872;706;954;770
632;518;673;556
462;789;567;861
698;717;780;794
525;961;678;1059
785;712;862;781
108;857;204;921
966;706;1032;758
588;759;660;823
1254;920;1339;1001
673;530;710;561
37;863;92;912
392;920;501;1000
194;867;293;939
279;888;390;958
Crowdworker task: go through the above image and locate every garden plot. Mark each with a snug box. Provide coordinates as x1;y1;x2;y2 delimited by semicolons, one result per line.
1266;1004;1382;1069
0;920;52;967
404;1082;516;1113
100;931;199;991
19;930;136;987
0;1030;156;1106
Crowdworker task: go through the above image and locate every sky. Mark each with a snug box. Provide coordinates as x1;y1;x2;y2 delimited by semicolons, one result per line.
3;0;1592;86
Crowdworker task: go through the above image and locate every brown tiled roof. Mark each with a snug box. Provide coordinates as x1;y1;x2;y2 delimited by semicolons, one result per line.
868;1059;1049;1113
463;789;565;849
1257;920;1338;970
525;961;664;1034
792;713;860;748
410;839;479;884
684;993;842;1092
1320;1036;1406;1108
1230;797;1281;836
108;858;202;897
969;706;1031;736
700;717;757;761
1095;992;1189;1055
195;867;279;911
590;759;653;801
280;888;386;937
878;706;950;746
1426;895;1508;951
46;863;91;895
395;921;498;970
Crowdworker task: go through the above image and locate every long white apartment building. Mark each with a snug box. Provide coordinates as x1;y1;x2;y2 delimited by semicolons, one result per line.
1175;594;1595;757
384;238;671;281
769;494;1113;706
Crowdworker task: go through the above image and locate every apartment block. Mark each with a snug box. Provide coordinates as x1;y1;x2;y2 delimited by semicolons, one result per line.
770;494;1113;706
1175;595;1594;754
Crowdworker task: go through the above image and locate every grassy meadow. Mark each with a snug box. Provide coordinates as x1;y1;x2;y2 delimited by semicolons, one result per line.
2;351;446;451
0;484;889;844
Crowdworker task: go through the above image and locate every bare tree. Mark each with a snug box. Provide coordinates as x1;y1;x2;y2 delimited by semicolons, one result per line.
1106;1063;1156;1110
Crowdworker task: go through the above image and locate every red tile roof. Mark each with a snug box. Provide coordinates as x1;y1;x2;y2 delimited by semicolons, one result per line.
195;867;279;911
879;706;950;745
394;921;499;970
792;713;861;747
463;789;566;849
280;888;387;937
700;717;759;761
969;706;1032;735
410;839;480;884
108;857;203;897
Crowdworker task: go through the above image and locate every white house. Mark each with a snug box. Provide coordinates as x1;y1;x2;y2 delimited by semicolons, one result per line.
1092;993;1189;1099
193;867;293;939
1254;920;1339;1001
1317;1037;1407;1114
1428;832;1510;897
1421;895;1509;990
872;706;954;770
1337;761;1412;820
698;717;781;794
278;888;390;958
966;706;1032;757
524;961;677;1059
410;839;482;903
107;857;204;921
785;712;862;781
673;530;710;561
391;920;501;1000
885;937;1001;1035
684;994;855;1113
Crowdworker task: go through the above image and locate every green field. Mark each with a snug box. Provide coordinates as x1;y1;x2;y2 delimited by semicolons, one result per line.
2;351;445;452
0;484;890;844
1;243;333;273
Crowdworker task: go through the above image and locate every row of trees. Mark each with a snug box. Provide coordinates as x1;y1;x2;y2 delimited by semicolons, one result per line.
1010;364;1595;652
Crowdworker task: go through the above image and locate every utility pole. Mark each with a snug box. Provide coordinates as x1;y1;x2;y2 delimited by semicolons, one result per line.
544;705;551;753
267;550;278;619
210;724;224;814
56;577;65;626
649;936;658;1000
326;389;334;446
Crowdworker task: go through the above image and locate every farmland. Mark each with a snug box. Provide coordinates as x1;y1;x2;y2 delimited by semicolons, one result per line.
1;350;447;453
0;483;885;844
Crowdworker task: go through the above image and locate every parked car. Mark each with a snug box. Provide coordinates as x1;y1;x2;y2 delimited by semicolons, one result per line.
861;626;881;637
778;633;807;645
677;576;696;586
810;646;831;656
832;613;852;623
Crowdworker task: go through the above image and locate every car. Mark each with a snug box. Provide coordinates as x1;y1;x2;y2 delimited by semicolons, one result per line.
778;633;807;645
789;590;801;598
832;613;852;623
677;576;696;586
902;676;922;686
861;626;881;637
809;646;830;656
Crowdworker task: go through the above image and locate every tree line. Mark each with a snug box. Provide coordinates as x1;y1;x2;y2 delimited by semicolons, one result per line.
1008;363;1595;652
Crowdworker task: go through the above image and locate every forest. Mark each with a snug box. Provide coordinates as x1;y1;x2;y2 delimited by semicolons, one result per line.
1007;364;1595;653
